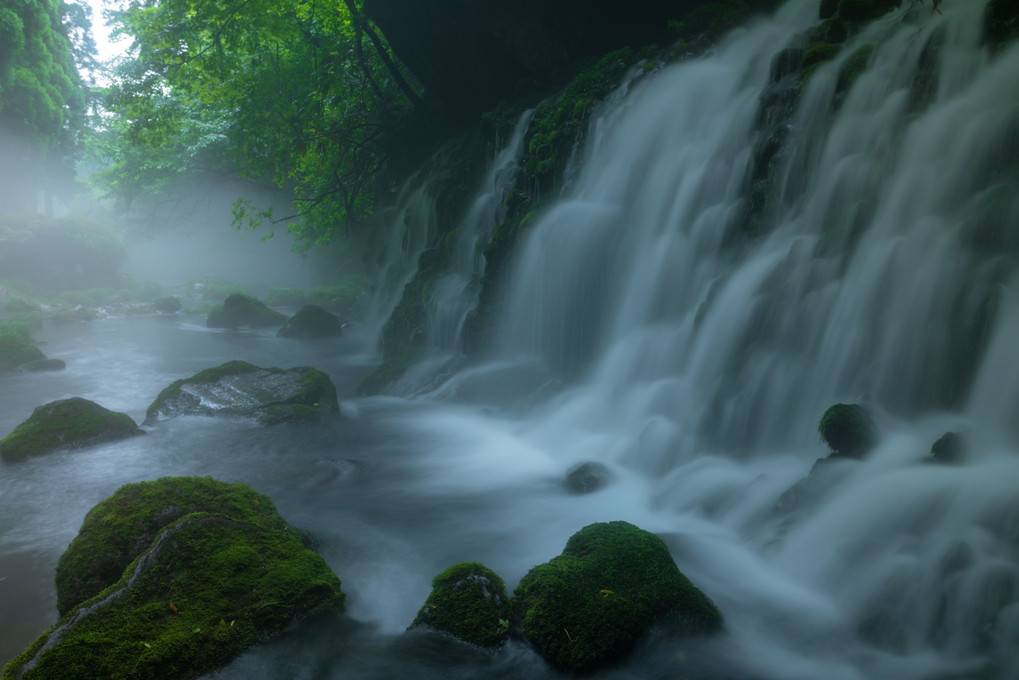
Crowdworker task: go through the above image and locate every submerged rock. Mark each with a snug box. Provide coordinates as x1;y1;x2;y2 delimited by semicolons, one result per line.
144;360;338;425
277;304;344;339
0;397;143;463
206;293;286;329
513;521;722;675
818;403;878;458
410;562;511;648
5;477;344;680
563;461;614;494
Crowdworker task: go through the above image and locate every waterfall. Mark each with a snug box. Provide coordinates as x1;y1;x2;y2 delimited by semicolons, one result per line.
384;0;1019;677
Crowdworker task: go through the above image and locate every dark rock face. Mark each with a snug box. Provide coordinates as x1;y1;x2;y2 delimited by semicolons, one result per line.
563;461;614;494
6;477;344;680
930;431;966;465
206;294;287;329
363;0;710;117
144;360;338;425
0;397;143;462
277;304;344;340
410;562;511;648
513;521;722;674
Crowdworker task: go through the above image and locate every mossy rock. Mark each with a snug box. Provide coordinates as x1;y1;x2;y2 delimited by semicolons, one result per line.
0;335;45;372
145;360;338;425
277;304;343;340
514;521;723;675
153;296;182;313
410;562;511;648
0;397;143;463
6;477;343;680
984;0;1019;46
818;403;878;458
206;294;287;329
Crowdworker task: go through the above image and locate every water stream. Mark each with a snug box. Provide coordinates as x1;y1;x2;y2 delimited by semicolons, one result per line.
3;0;1019;678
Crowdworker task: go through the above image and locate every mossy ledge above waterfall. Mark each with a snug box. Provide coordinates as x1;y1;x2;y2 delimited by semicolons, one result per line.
145;360;338;425
0;398;143;463
2;477;344;680
513;521;723;675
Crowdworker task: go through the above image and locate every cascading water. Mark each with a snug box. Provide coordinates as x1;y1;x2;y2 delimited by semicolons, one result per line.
3;1;1019;679
406;0;1019;677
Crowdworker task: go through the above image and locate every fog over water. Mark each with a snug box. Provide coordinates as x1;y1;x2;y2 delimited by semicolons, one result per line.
3;0;1019;678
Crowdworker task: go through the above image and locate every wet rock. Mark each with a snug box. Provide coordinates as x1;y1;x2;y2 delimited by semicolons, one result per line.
929;431;966;465
206;293;286;329
23;358;66;372
513;521;722;675
0;397;143;463
818;402;878;458
4;477;344;680
0;336;46;372
985;0;1019;46
153;296;182;313
145;360;338;425
277;304;344;340
563;461;614;494
410;562;511;648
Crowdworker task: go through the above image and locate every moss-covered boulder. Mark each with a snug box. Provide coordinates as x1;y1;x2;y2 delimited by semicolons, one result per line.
410;562;511;648
514;521;723;675
145;360;338;425
153;296;182;313
818;403;878;458
206;293;287;329
0;335;46;372
277;304;344;340
4;477;344;680
0;398;143;463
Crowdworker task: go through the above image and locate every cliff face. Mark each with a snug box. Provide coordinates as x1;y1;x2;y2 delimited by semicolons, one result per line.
363;0;704;117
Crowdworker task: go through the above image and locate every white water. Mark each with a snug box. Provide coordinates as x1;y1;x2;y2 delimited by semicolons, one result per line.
3;1;1019;678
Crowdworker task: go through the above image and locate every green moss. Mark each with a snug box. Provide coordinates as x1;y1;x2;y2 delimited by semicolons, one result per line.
356;347;419;396
7;478;343;680
410;562;511;648
0;397;142;463
818;403;878;458
264;287;308;307
207;294;287;329
835;44;874;104
0;334;45;371
277;305;343;340
514;521;723;675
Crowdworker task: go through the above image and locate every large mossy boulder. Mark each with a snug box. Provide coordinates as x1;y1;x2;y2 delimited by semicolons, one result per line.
514;521;723;675
206;293;287;329
0;398;143;463
818;403;878;458
277;304;344;340
144;360;338;425
4;477;344;680
410;562;511;648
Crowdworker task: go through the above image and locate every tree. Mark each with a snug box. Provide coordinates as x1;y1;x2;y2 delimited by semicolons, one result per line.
0;0;94;215
93;0;422;247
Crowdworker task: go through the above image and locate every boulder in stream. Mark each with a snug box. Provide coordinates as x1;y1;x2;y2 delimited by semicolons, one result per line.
0;397;143;463
0;336;46;372
144;360;338;425
513;521;722;675
563;461;613;494
277;304;344;339
818;402;877;459
4;476;344;680
410;562;511;648
206;293;287;329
